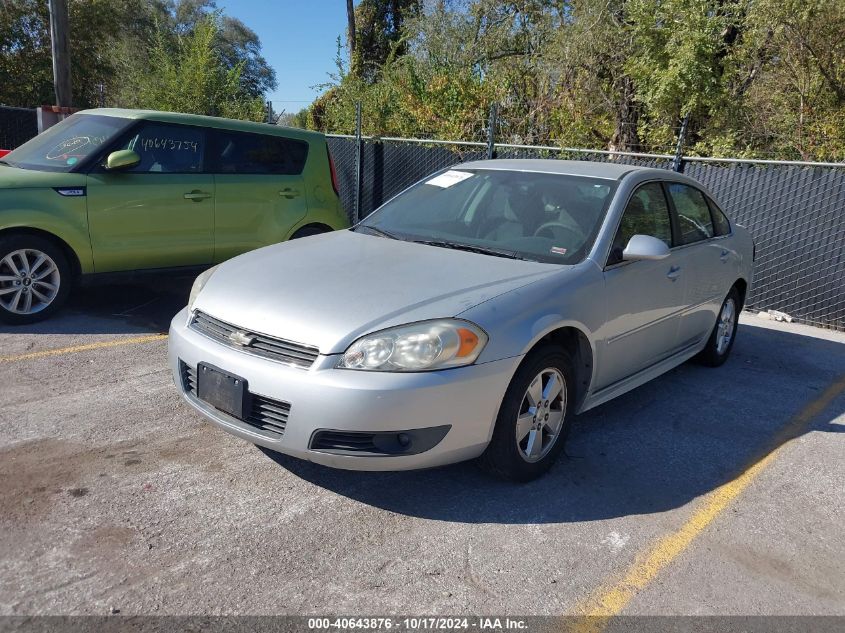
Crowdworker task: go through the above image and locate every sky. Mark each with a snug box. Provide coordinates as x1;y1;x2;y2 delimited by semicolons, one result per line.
219;1;351;116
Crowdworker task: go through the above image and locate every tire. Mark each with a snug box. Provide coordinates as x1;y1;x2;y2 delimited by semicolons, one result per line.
696;287;740;367
0;234;73;325
477;346;575;482
290;225;329;240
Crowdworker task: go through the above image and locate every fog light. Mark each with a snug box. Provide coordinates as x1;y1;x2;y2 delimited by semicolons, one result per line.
397;433;411;447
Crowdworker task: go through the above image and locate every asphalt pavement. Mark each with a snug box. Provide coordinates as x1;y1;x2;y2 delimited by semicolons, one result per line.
1;276;843;618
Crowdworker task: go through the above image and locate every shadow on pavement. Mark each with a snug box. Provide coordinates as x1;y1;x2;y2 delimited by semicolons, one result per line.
0;274;195;336
261;323;845;524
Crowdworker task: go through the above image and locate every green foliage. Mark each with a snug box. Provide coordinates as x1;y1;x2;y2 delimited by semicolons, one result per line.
0;0;153;108
306;0;845;161
0;0;273;122
351;0;421;80
118;15;265;121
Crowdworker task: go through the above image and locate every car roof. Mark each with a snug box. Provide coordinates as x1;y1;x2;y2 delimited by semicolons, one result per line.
76;108;322;142
458;158;658;181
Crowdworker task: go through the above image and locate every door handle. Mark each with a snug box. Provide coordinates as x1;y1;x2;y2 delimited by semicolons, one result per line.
184;190;212;201
279;188;301;199
720;249;730;262
667;265;682;281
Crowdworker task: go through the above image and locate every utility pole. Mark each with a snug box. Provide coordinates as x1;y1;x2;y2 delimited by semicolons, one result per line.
48;0;73;107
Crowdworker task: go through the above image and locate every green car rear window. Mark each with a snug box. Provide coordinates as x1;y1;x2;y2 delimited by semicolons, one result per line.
210;130;309;175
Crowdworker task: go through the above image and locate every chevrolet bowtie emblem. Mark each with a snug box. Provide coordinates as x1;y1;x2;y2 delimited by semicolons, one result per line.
228;330;255;346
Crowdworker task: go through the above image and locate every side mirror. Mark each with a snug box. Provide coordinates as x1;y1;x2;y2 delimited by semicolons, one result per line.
105;149;140;171
623;234;671;261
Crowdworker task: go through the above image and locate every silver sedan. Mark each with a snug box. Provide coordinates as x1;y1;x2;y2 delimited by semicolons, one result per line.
168;160;754;481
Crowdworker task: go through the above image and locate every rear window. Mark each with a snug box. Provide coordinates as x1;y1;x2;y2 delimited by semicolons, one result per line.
707;197;732;236
210;130;308;175
667;183;715;245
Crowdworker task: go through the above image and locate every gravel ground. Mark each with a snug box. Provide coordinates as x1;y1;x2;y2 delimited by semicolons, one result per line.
1;276;843;617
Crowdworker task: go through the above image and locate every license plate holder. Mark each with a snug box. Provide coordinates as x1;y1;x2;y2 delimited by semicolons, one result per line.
196;363;249;419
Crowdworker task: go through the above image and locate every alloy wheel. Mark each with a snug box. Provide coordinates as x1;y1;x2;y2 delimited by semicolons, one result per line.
715;297;736;355
515;367;567;463
0;249;61;315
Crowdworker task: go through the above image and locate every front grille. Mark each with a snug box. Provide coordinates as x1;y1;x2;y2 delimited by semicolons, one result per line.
189;310;320;369
180;361;291;438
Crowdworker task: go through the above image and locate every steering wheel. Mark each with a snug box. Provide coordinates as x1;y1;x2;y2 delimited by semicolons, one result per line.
533;221;584;246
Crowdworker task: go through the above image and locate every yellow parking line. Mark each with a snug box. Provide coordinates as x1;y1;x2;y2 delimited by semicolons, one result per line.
567;373;845;633
0;333;168;363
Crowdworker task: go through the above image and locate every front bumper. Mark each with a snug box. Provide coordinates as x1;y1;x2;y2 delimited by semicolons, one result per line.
168;308;520;471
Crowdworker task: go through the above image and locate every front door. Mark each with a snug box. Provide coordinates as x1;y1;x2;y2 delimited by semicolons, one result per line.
595;182;687;390
86;121;214;272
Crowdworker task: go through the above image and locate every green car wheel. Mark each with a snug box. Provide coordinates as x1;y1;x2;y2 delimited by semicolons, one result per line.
0;234;72;325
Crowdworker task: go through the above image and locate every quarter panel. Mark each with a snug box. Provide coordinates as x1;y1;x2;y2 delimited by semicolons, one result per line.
212;173;308;262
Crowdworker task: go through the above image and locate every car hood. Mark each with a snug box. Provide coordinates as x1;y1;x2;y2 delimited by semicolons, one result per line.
0;164;86;189
195;230;561;354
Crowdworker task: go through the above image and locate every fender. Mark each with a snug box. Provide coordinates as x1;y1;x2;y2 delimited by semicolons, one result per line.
0;196;93;273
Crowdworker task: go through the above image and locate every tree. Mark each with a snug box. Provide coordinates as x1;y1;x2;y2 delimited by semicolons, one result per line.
350;0;421;80
0;0;275;120
732;0;845;159
0;0;157;108
161;0;277;98
308;0;845;160
119;15;265;121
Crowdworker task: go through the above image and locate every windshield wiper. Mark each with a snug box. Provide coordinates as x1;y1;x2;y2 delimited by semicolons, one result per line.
354;225;399;240
411;239;529;260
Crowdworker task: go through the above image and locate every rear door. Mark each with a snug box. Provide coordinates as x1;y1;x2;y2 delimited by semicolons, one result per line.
596;182;687;389
208;129;310;262
665;182;731;348
86;121;214;272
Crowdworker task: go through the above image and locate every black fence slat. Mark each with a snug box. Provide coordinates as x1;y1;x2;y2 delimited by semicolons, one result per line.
0;106;37;149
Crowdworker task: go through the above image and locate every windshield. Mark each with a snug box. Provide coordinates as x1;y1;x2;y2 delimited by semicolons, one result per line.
358;168;617;264
3;113;130;172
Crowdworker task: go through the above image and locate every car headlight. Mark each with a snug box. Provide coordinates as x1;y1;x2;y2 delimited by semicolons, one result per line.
337;319;488;372
187;265;219;312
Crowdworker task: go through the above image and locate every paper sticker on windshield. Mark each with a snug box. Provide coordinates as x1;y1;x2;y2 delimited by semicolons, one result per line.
550;246;567;256
425;170;473;188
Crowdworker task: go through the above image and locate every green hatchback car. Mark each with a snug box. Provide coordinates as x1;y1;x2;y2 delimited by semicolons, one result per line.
0;108;349;324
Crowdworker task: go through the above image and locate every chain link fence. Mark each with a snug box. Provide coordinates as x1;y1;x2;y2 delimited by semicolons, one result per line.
1;104;840;329
685;161;845;330
0;106;37;150
327;134;844;331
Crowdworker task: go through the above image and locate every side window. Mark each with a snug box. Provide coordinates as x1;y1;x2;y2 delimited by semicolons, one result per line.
707;197;731;236
117;123;205;173
667;183;714;244
211;130;309;175
608;183;672;265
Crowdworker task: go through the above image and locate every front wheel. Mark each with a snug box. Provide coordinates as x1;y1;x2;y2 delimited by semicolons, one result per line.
0;235;72;325
696;287;740;367
477;347;575;482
